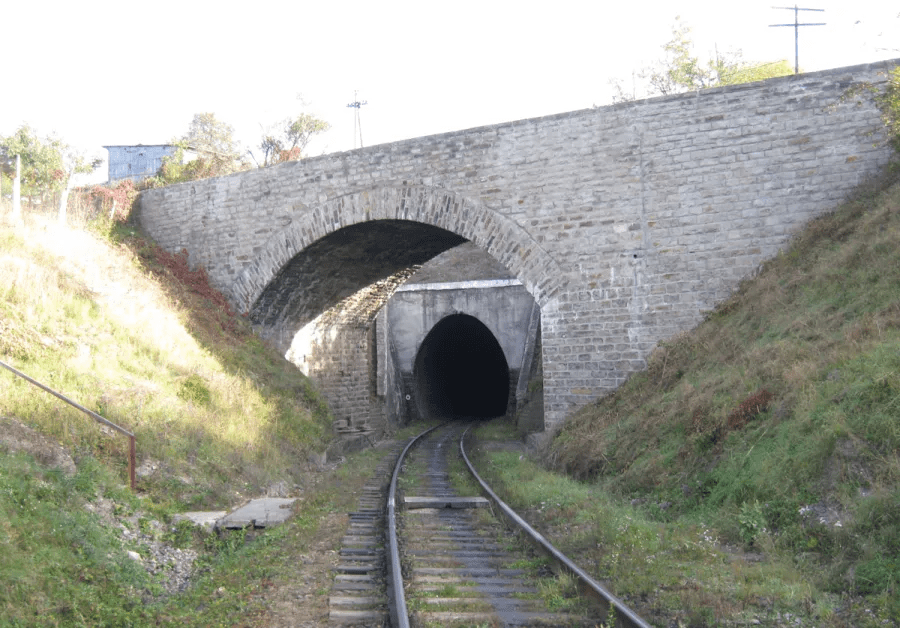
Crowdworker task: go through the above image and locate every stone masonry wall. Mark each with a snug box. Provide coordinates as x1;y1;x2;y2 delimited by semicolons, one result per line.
137;61;898;434
300;324;374;437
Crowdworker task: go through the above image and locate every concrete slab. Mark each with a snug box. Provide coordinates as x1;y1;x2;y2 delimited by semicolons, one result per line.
174;511;227;531
403;496;490;509
216;497;297;529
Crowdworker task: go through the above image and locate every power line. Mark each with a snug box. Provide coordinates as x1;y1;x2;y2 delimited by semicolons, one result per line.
770;5;826;74
347;91;368;149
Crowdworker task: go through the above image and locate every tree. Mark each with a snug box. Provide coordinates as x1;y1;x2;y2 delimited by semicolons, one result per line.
182;112;240;157
645;18;716;95
611;18;793;103
714;57;794;86
57;147;102;225
257;113;330;167
154;113;249;184
0;125;64;205
175;112;247;178
0;125;99;220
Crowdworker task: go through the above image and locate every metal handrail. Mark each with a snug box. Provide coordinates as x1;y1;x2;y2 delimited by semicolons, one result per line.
0;358;136;490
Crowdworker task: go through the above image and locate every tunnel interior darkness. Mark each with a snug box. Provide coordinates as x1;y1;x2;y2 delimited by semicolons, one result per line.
414;314;510;420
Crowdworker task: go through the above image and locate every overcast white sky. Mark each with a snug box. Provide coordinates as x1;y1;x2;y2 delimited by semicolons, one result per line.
3;0;898;183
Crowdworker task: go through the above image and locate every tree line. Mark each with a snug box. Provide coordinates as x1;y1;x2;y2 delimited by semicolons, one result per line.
154;110;331;185
608;17;794;102
0;108;331;217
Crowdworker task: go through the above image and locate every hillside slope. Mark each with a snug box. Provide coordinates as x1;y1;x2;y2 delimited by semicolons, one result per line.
0;211;341;624
1;170;898;625
1;217;333;506
547;175;900;618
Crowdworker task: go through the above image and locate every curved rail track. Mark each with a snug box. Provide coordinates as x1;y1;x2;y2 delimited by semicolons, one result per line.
329;421;651;627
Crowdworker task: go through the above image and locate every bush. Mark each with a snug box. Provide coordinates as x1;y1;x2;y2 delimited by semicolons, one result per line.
68;179;139;224
877;65;900;153
855;557;899;595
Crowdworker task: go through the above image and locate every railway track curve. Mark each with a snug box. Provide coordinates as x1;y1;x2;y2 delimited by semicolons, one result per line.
328;421;652;627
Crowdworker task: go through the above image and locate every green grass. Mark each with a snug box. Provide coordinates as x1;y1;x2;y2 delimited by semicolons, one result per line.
0;414;392;627
471;420;839;625
0;213;334;508
534;175;900;624
0;207;345;625
0;452;157;626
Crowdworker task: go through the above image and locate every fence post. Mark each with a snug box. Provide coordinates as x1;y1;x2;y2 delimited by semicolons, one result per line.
12;155;22;221
129;434;136;491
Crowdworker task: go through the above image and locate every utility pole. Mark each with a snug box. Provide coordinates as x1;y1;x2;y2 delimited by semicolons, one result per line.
12;154;21;221
770;5;825;74
347;91;368;149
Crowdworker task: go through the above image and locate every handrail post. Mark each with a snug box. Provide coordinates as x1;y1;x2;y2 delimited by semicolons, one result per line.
129;434;136;491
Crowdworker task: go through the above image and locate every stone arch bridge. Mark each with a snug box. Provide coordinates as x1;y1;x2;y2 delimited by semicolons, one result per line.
137;61;896;442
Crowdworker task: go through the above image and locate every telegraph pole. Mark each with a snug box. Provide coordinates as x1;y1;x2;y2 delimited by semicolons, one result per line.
13;154;21;221
347;91;368;149
770;5;825;74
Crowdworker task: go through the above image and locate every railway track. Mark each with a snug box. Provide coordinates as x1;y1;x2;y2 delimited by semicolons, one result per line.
329;422;651;627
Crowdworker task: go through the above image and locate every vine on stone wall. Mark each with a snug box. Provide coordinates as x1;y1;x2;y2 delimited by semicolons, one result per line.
835;65;900;159
69;178;139;223
877;65;900;154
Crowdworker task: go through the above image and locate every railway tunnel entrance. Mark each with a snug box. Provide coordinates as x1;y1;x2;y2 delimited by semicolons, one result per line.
245;215;543;445
413;314;510;420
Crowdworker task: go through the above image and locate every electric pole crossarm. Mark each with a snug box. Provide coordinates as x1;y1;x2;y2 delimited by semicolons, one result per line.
771;4;824;10
769;5;826;75
346;90;368;149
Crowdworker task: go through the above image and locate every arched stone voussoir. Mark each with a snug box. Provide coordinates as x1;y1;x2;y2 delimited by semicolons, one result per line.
231;185;566;314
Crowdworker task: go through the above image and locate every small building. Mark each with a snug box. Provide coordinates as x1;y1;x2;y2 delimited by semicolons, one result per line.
104;144;191;182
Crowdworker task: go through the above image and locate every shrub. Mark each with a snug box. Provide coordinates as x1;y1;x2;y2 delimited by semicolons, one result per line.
877;65;900;153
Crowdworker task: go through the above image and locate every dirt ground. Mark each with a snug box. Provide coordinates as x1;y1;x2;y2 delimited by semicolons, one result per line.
257;510;348;627
246;450;391;628
0;415;77;475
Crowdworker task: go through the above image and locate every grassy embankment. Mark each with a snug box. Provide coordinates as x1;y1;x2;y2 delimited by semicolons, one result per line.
0;205;344;625
471;175;900;626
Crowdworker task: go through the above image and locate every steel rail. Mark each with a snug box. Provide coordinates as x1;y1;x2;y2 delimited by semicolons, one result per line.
0;358;136;490
459;425;652;628
385;422;444;628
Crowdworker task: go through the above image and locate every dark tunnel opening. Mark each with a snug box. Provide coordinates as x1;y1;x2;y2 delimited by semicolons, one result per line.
413;314;510;420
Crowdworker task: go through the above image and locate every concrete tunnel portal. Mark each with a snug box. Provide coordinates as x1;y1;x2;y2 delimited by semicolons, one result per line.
248;218;537;437
413;313;510;420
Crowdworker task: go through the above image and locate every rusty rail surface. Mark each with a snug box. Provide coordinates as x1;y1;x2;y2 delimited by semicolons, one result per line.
387;421;653;627
460;425;652;628
386;422;444;628
0;358;136;490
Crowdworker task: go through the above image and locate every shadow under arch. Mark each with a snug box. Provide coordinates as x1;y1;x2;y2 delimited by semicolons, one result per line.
233;185;565;326
413;313;510;420
249;219;467;338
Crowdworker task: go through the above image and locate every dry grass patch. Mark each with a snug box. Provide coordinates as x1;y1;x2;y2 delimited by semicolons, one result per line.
0;211;332;507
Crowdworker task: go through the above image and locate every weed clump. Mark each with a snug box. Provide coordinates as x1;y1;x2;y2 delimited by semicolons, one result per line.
726;389;773;430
